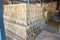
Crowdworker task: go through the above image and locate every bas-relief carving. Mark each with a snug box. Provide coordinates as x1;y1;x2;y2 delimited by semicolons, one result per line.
4;4;42;26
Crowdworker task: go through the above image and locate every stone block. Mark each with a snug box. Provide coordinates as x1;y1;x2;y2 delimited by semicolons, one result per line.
4;3;43;26
42;2;57;21
4;21;41;40
4;4;27;25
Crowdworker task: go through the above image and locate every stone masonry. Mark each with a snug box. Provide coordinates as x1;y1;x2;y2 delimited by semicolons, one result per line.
4;2;59;40
4;3;43;40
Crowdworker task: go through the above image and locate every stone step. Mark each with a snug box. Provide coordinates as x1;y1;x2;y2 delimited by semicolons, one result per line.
35;31;60;40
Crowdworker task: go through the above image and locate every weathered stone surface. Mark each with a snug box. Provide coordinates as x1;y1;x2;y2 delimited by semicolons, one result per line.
4;21;27;39
35;31;60;40
4;21;41;40
4;3;43;40
6;28;24;40
4;3;43;26
4;18;59;40
4;3;59;40
4;4;27;25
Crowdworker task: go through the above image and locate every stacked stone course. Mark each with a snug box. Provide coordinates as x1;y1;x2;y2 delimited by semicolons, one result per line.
4;2;59;40
4;3;43;40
